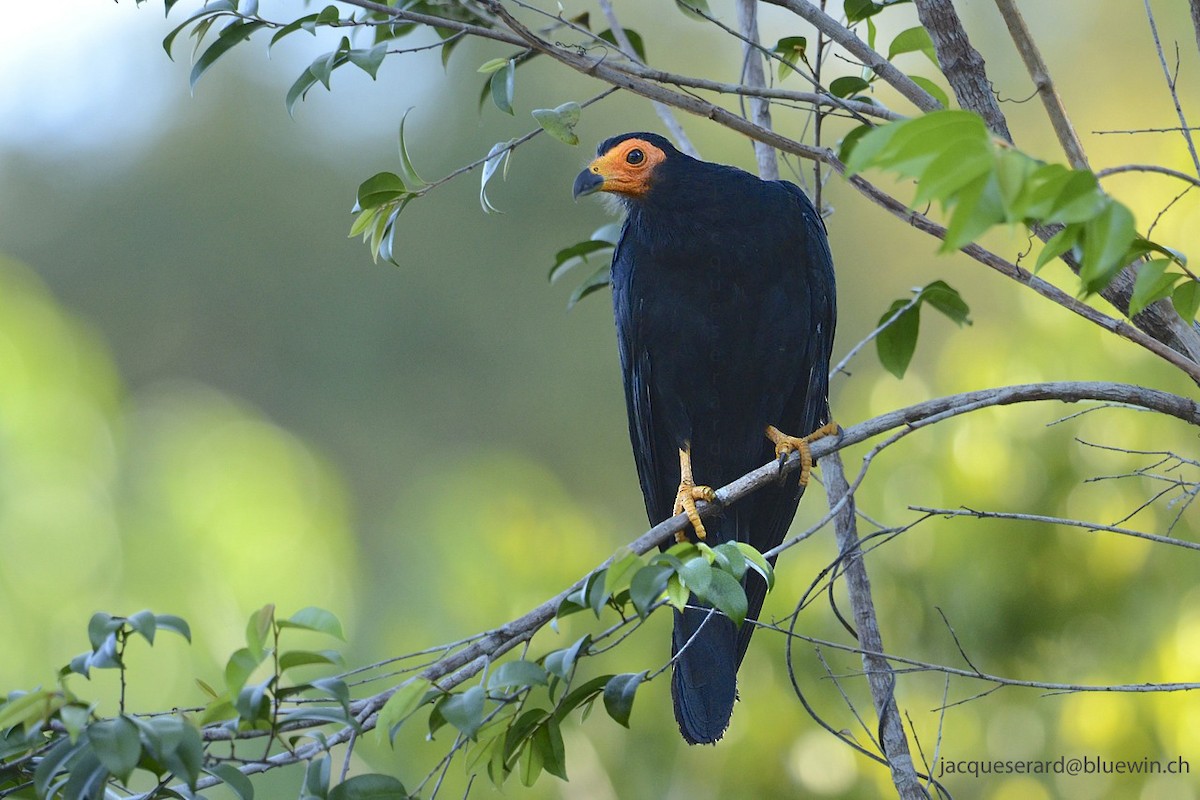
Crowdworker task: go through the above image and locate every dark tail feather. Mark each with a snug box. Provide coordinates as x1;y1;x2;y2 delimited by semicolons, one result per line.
671;602;738;744
671;566;774;744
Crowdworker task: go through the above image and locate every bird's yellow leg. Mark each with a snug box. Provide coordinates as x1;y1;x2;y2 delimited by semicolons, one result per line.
766;421;840;487
673;447;716;543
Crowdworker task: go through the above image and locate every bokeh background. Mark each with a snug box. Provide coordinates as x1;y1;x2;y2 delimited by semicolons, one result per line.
1;1;1198;798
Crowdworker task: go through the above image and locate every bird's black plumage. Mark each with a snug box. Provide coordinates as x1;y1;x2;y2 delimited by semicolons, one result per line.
575;132;836;744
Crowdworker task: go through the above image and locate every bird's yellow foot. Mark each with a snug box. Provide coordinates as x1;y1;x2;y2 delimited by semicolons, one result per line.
766;421;840;487
673;447;716;542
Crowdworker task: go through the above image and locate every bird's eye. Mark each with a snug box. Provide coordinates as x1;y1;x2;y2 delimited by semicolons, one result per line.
626;148;645;165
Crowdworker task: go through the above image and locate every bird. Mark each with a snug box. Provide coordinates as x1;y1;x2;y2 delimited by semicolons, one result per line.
573;132;838;744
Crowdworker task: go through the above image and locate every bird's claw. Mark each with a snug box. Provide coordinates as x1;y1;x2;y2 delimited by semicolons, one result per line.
673;481;716;542
766;421;840;488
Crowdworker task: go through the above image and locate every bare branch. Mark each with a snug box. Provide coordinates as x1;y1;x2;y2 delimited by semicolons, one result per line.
994;0;1089;169
1143;0;1200;177
596;0;699;157
1096;163;1200;190
909;506;1200;552
761;0;943;112
1192;0;1200;61
736;0;779;180
914;0;1013;141
822;453;925;799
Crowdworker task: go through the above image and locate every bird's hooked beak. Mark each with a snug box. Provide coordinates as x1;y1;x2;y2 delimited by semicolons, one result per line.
572;165;606;199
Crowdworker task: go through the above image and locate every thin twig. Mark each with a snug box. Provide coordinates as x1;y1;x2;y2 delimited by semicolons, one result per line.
993;0;1088;169
1143;0;1200;177
595;0;698;157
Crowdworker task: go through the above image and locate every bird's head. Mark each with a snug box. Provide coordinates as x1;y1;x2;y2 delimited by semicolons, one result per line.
572;132;678;202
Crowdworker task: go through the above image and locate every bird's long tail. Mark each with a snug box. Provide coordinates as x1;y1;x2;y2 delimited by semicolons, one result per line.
670;569;771;745
670;602;738;744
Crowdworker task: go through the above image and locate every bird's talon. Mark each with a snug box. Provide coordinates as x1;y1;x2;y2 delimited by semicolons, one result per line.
674;481;715;541
765;421;840;488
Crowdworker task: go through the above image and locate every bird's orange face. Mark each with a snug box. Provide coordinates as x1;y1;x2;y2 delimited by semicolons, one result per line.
573;137;668;199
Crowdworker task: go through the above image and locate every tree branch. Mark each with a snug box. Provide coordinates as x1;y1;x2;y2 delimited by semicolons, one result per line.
913;0;1013;141
760;0;943;112
993;0;1089;169
736;0;779;180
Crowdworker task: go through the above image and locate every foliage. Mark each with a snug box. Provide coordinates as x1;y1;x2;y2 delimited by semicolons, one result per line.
0;540;773;798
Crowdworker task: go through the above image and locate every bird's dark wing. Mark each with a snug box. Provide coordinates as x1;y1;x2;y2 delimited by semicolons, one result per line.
611;220;672;526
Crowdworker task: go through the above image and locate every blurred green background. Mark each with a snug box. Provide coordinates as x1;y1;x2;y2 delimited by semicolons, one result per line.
1;1;1198;797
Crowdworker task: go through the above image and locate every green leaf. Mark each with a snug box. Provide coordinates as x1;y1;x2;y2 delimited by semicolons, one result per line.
1079;201;1136;293
550;675;611;722
35;736;84;798
348;43;388;79
888;25;937;64
518;731;544;787
941;172;1004;252
598;28;647;62
246;603;275;660
1042;170;1105;224
477;57;510;73
304;754;331;800
1173;280;1200;322
829;76;870;98
1034;224;1081;272
279;649;344;671
480;139;515;213
128;610;157;645
911;136;991;207
224;647;262;695
0;689;62;732
665;574;689;610
773;36;808;80
676;555;713;595
328;774;407;800
531;101;582;146
206;763;255;800
191;20;268;90
489;660;550;691
1128;259;1179;316
548;240;613;283
88;716;141;782
566;264;612;310
733;542;775;590
534;718;567;780
837;123;874;163
544;635;591;680
279;607;345;640
310;37;351;90
603;547;641;599
286;67;321;118
490;59;515;115
908;74;948;107
845;0;882;22
441;686;485;738
602;672;646;728
876;299;920;378
61;749;108;800
356;172;408;210
269;13;319;51
629;564;673;617
711;542;747;580
702;570;749;626
154;614;192;642
397;109;425;187
88;612;120;650
377;678;432;744
164;720;203;788
920;280;972;325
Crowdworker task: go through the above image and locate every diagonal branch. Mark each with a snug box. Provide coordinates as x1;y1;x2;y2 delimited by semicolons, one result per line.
913;0;1013;141
993;0;1089;169
760;0;943;112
